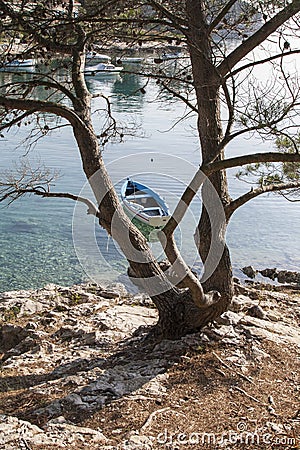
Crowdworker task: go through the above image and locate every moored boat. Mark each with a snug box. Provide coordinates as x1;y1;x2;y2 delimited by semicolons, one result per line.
160;51;182;60
86;52;111;63
84;62;123;75
121;178;170;228
118;56;144;63
3;58;36;68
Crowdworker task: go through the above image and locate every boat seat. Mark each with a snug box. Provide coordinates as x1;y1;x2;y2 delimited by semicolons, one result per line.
143;207;163;216
126;194;152;199
125;200;144;210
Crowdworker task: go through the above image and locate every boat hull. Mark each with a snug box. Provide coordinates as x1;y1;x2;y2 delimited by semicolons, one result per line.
121;179;170;228
84;62;123;75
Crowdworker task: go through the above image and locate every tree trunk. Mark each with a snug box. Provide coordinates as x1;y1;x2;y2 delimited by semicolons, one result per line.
153;288;232;339
72;124;204;338
186;0;234;313
129;269;231;339
196;174;234;304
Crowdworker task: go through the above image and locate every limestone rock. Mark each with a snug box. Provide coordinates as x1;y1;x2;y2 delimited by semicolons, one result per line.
217;311;242;326
259;268;300;285
251;344;271;361
240;316;300;346
2;335;42;362
0;324;29;352
242;266;257;279
0;414;108;448
247;305;266;319
259;267;278;280
229;294;258;312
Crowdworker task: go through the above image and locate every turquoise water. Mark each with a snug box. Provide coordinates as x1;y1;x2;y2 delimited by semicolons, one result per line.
0;65;299;292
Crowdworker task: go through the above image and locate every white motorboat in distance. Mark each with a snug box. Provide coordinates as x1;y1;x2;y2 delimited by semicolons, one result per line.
161;51;182;60
152;51;184;64
121;179;170;228
86;52;111;63
84;62;123;75
118;56;144;64
2;58;36;68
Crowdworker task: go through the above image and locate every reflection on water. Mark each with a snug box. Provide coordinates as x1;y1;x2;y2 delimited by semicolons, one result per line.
0;60;299;292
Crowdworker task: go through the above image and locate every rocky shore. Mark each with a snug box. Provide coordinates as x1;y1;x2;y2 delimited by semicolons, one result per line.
0;281;299;449
242;266;300;286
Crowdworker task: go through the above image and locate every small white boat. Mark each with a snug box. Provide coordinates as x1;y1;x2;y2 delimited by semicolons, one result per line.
118;56;144;63
84;62;123;75
3;58;36;68
153;52;182;64
86;52;111;63
121;179;170;228
161;51;182;60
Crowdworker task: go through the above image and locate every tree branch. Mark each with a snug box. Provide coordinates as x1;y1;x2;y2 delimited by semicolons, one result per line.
209;0;239;33
0;187;99;216
218;1;300;77
205;152;300;174
0;110;37;131
0;0;76;55
159;81;198;113
158;231;221;309
226;49;300;79
163;152;300;236
121;68;194;87
219;117;300;152
159;232;203;306
0;96;86;130
279;191;300;202
148;0;188;32
159;151;300;304
221;78;236;140
26;78;79;106
163;173;206;237
225;180;300;219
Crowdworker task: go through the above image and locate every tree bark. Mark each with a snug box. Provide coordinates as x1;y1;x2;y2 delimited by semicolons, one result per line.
186;0;234;310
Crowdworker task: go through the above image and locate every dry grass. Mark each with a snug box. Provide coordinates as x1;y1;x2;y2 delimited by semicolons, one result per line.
80;340;300;449
0;287;299;449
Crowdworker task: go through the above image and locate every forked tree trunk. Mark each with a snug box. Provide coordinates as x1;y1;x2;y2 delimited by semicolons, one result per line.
73;124;229;339
130;274;233;339
71;25;233;339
